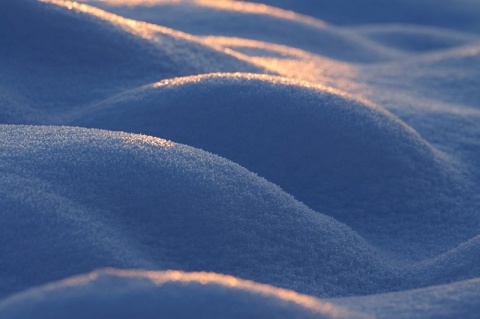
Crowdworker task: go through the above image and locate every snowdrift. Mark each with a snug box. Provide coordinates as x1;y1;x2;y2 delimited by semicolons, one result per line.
2;268;479;319
0;0;263;123
1;125;478;301
0;269;364;319
83;0;401;62
1;0;479;318
0;125;395;298
73;73;478;257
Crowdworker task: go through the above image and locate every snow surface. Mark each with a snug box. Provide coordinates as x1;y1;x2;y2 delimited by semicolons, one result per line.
1;0;479;318
0;269;365;319
71;73;477;258
231;0;480;34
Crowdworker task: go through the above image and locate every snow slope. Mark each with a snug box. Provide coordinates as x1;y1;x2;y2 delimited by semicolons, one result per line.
81;0;402;62
1;0;479;318
236;0;480;34
0;269;365;319
0;125;393;298
333;277;480;319
1;125;479;300
71;73;479;257
0;0;264;123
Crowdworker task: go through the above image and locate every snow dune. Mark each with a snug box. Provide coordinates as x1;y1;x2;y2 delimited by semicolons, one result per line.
1;125;479;301
82;0;403;62
71;73;479;258
1;0;479;318
0;0;264;123
0;125;394;298
0;269;365;319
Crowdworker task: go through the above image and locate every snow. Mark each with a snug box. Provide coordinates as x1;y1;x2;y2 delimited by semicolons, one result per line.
0;0;264;123
231;0;480;34
79;0;402;62
1;0;479;318
0;125;398;298
70;73;477;258
0;269;365;319
332;277;480;319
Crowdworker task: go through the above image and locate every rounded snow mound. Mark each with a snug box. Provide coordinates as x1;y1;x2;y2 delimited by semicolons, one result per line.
0;125;399;299
83;0;400;62
73;73;476;257
0;269;365;319
0;0;263;123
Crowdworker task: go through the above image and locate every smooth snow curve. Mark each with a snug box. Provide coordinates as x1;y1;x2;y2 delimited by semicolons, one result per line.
0;0;264;123
333;277;480;319
0;125;394;299
81;0;403;62
235;0;480;34
73;73;479;258
1;125;478;301
1;0;479;317
0;269;366;319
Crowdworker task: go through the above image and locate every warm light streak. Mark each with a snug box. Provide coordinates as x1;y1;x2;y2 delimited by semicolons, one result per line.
201;36;310;59
200;36;362;94
196;0;326;28
88;0;184;5
121;134;175;149
40;0;365;105
149;72;357;101
77;0;327;29
55;268;365;318
39;0;199;42
193;0;316;26
40;0;156;40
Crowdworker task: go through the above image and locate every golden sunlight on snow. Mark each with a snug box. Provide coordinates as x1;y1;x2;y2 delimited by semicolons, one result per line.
121;134;175;149
40;0;363;98
39;0;200;42
60;269;358;318
77;0;327;28
196;0;326;28
40;0;158;40
201;36;361;91
149;72;353;99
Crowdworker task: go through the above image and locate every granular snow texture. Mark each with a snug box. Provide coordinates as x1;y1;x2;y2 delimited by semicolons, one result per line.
1;0;479;318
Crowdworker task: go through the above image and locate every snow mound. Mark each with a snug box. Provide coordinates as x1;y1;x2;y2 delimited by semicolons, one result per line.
0;0;263;123
0;124;400;298
81;0;400;62
4;125;477;299
0;269;365;319
72;73;478;257
1;1;479;317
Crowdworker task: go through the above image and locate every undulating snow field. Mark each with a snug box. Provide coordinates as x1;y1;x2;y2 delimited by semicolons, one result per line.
1;0;479;318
